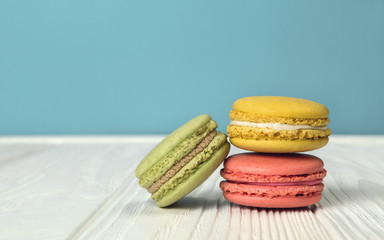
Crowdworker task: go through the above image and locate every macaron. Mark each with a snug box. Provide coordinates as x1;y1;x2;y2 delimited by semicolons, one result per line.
136;114;230;207
227;96;331;153
220;153;327;208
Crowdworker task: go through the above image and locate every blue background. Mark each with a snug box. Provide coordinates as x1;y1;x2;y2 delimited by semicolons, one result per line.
1;0;383;135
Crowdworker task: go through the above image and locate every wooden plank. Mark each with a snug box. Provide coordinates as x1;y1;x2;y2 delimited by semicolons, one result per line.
0;136;383;240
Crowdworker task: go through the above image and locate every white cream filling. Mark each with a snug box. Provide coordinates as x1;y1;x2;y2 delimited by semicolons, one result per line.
230;120;328;131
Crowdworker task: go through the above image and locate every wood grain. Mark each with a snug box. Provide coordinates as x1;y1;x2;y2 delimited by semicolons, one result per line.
0;136;383;240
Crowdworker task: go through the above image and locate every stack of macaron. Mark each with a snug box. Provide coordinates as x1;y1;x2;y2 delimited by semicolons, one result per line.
135;96;331;208
220;96;331;208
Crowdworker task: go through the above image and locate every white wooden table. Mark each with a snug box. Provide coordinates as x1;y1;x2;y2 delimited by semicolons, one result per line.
0;135;383;240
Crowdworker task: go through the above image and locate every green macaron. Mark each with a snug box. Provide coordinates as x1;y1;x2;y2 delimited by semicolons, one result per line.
135;114;230;207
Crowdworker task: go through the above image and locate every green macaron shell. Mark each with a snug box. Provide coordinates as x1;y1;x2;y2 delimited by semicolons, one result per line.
139;120;218;188
156;141;230;207
152;132;229;206
135;114;213;179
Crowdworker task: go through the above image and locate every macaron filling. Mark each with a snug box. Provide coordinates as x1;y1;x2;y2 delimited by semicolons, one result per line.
227;179;323;186
229;110;330;127
228;107;331;141
220;169;327;183
147;130;217;194
220;168;326;199
230;120;328;131
227;125;331;141
220;181;324;198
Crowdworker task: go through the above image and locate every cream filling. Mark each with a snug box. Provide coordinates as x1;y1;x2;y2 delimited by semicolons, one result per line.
230;120;328;131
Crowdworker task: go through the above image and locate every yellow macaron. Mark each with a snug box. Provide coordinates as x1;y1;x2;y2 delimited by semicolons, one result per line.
227;96;331;153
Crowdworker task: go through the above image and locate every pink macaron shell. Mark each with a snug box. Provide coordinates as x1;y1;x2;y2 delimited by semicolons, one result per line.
223;153;324;176
223;192;322;208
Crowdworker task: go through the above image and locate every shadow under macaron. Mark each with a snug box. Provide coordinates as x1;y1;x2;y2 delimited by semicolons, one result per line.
166;196;219;209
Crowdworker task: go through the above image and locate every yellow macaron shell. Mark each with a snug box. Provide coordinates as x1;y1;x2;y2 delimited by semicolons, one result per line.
230;137;329;153
233;96;329;119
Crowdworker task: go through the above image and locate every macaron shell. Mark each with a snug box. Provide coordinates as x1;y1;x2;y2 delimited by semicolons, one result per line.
135;114;213;178
233;96;329;119
223;192;322;208
223;153;324;176
156;142;230;207
230;137;329;153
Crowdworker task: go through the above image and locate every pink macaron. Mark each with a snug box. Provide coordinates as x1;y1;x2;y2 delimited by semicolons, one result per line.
220;153;327;208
